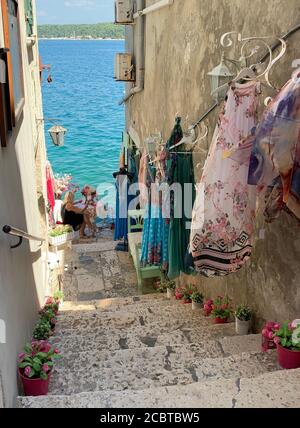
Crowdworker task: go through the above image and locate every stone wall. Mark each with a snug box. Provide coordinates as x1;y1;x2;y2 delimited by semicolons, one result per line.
0;0;49;407
126;0;300;327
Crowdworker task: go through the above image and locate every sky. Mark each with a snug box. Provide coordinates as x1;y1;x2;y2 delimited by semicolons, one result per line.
36;0;115;25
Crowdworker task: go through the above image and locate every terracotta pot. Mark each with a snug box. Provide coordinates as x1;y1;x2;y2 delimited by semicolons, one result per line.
277;344;300;369
213;317;228;324
182;299;192;304
19;369;51;396
235;317;251;335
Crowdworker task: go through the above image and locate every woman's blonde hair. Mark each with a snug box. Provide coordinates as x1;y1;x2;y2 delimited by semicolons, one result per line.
64;191;74;205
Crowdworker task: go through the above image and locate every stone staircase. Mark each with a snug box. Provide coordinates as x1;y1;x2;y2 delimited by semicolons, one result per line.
17;293;300;408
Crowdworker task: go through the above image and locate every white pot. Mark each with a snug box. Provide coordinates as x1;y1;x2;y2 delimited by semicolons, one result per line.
192;301;203;311
235;317;251;335
167;288;175;299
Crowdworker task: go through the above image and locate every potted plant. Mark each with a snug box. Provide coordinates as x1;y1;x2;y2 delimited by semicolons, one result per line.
175;286;184;300
181;285;196;304
191;291;204;311
166;280;176;299
53;290;64;306
235;304;252;335
274;321;300;369
33;319;52;340
39;307;57;331
261;321;280;352
203;299;213;317
18;341;60;396
48;224;78;246
211;295;232;324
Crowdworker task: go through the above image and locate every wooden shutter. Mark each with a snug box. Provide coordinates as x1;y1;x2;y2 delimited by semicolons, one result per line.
24;0;33;37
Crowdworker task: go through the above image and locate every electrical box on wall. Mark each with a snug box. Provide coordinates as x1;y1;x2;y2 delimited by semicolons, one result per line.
115;53;134;81
115;0;134;24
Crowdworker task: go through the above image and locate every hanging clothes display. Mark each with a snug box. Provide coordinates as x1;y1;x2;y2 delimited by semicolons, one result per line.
114;173;132;242
248;69;300;222
190;81;260;277
46;161;55;224
140;153;169;271
168;152;196;279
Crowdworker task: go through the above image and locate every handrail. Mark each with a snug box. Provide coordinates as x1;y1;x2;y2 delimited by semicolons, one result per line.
2;225;45;249
191;23;300;130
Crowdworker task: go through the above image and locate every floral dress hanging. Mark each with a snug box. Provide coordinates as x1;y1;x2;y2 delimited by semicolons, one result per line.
190;81;260;277
248;69;300;222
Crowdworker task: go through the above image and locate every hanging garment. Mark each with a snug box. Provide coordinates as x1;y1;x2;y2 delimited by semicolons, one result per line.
190;81;260;277
248;70;300;222
140;161;169;271
114;175;131;241
168;153;196;280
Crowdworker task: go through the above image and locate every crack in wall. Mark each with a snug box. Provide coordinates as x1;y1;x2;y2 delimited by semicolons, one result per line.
232;378;241;408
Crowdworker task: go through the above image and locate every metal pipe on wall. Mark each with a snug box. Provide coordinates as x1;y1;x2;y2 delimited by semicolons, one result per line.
133;0;174;19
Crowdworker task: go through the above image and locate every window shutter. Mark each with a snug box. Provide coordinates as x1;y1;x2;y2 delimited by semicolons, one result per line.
24;0;34;37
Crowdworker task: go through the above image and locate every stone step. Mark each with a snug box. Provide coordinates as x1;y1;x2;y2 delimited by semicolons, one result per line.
50;321;237;353
18;367;300;408
60;293;177;313
55;303;209;333
48;347;278;395
59;334;262;364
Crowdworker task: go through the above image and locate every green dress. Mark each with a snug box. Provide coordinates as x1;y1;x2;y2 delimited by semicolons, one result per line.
168;153;195;279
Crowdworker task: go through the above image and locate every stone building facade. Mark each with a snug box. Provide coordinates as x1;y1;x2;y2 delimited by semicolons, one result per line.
125;0;300;326
0;0;49;407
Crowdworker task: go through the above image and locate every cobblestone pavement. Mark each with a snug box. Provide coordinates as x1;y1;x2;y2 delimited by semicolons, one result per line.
62;230;154;301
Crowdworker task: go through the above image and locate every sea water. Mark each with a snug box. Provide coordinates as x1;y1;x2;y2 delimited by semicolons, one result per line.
39;39;125;204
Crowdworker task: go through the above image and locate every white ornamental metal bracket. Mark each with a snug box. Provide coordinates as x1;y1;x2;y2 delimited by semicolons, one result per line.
220;31;287;90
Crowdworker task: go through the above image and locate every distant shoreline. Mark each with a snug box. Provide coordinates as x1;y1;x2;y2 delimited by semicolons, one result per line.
39;37;125;41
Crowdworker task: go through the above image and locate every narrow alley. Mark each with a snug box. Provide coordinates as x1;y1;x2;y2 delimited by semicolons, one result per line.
17;234;300;408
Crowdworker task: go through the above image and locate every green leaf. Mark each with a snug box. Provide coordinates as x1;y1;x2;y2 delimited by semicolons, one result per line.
40;371;48;380
19;362;32;369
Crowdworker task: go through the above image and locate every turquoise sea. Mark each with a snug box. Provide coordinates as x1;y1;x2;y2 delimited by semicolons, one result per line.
39;40;125;198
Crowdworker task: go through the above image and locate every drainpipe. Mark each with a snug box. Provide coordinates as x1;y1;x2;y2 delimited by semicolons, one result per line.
133;0;174;18
119;0;145;105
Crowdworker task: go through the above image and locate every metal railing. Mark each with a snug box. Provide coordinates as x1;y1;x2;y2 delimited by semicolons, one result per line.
2;225;45;249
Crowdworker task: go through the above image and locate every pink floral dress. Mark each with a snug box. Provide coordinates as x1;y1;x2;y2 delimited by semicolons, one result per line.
190;81;260;277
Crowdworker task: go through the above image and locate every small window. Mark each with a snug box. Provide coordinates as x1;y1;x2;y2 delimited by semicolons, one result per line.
0;0;25;146
24;0;33;37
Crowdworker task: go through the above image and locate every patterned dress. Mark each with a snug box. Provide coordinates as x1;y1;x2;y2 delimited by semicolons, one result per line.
190;81;260;277
248;70;300;222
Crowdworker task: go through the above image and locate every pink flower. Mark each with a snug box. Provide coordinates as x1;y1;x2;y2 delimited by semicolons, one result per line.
42;364;50;373
24;367;32;378
273;336;281;345
262;328;269;338
54;348;59;354
18;352;25;360
268;331;274;340
266;321;275;330
274;323;280;331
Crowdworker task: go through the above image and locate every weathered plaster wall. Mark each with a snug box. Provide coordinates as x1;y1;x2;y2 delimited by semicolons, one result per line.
126;0;300;327
0;0;48;407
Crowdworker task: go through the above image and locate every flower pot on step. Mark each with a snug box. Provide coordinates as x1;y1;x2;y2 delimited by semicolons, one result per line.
167;288;175;299
19;369;51;396
235;317;251;335
213;317;228;324
192;301;203;311
277;344;300;370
